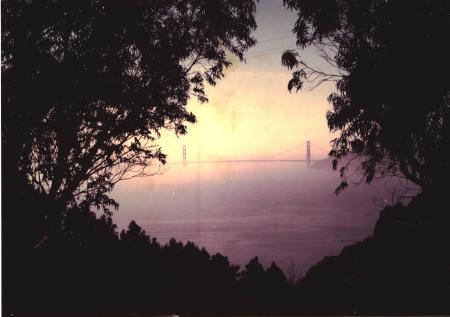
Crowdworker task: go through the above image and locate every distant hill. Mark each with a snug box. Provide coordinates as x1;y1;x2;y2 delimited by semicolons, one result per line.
310;157;333;170
311;154;364;171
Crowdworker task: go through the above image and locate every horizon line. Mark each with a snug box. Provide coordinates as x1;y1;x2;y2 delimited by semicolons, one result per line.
167;159;323;165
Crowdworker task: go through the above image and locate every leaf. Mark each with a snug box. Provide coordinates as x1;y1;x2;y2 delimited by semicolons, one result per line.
281;50;299;69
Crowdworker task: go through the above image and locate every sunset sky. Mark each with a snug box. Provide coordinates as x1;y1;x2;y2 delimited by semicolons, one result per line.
159;0;337;163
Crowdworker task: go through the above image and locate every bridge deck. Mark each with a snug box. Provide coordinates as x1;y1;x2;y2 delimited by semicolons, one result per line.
171;159;319;164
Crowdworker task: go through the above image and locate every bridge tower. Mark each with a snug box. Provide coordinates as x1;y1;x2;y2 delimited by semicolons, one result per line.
306;141;311;167
182;145;187;165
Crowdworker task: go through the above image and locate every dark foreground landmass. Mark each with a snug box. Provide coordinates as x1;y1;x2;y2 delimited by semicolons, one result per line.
3;190;450;316
294;190;450;315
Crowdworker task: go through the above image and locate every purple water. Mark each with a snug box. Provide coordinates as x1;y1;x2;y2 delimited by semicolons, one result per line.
111;161;401;275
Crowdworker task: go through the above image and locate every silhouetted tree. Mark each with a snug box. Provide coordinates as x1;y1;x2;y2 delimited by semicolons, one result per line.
239;257;289;313
241;256;265;282
282;0;450;194
2;0;258;231
281;4;450;312
266;261;287;289
120;220;151;246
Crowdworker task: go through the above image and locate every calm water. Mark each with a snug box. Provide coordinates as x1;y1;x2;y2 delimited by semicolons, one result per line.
111;161;395;275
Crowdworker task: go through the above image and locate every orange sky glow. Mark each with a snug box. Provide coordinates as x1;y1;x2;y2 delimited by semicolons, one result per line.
158;0;337;163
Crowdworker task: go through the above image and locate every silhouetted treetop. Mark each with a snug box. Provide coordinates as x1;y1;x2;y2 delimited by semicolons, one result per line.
282;0;450;193
120;220;152;246
2;0;258;228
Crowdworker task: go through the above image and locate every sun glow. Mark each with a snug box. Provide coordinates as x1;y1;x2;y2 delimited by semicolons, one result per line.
159;65;335;163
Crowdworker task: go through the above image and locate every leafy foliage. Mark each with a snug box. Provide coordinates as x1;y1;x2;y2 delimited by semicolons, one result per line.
2;0;258;224
282;0;450;193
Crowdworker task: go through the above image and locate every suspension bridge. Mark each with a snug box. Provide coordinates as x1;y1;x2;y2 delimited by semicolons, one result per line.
180;141;329;167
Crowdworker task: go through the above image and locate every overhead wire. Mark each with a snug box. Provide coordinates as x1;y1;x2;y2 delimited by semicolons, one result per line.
255;35;295;43
246;46;297;59
243;35;298;59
